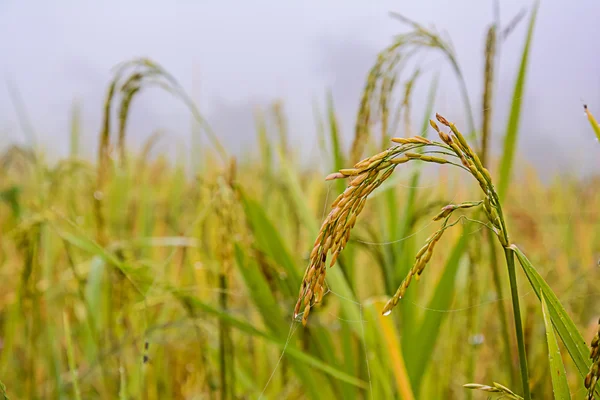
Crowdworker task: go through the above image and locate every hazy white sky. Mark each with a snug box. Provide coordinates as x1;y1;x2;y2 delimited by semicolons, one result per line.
0;0;599;177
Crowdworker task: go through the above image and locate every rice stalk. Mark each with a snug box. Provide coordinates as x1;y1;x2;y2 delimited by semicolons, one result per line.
349;27;422;163
117;73;143;167
213;158;242;400
351;51;393;163
95;78;118;246
94;57;228;246
379;52;401;145
481;24;496;165
63;311;82;400
296;113;533;399
350;9;487;167
389;12;476;136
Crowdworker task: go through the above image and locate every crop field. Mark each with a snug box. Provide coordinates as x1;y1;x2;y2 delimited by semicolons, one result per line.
0;4;599;400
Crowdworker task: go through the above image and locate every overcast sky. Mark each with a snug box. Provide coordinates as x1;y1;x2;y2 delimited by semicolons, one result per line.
0;0;599;177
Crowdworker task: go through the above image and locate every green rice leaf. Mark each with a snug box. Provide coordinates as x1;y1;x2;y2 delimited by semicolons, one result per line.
511;245;590;378
541;292;571;399
239;191;301;294
497;2;538;201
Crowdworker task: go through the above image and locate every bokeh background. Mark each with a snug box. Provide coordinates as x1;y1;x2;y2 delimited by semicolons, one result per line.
1;1;600;399
1;0;599;175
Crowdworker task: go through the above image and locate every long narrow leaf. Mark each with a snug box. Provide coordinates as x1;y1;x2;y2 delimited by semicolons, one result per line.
511;245;590;378
240;192;301;294
541;293;571;399
371;300;415;400
497;2;538;200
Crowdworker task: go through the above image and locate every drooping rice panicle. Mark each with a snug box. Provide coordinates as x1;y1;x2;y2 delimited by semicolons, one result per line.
297;114;524;339
296;114;508;325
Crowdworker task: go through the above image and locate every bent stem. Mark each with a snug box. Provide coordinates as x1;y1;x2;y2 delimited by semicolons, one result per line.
504;247;531;400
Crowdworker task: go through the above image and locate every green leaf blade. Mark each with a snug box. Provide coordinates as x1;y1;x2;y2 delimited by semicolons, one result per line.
541;293;571;399
497;2;539;201
511;245;590;378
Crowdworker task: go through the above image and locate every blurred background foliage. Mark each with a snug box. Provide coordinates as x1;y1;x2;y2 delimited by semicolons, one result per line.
0;2;599;400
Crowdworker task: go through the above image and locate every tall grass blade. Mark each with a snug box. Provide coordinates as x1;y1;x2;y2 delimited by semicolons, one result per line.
541;293;571;399
511;245;590;378
371;300;415;399
240;192;301;293
497;2;538;200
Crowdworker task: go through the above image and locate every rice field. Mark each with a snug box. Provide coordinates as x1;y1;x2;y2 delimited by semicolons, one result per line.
0;4;599;400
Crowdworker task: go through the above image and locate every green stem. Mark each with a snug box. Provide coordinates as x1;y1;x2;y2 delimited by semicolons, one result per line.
504;247;531;400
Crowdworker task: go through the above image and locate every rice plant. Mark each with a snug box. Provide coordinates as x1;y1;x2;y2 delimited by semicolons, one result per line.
296;112;600;399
